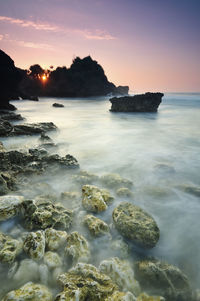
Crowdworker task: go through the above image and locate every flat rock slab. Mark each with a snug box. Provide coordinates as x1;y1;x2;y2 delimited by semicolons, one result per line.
112;202;160;249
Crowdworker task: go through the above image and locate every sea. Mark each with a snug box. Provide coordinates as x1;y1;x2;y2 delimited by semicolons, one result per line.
1;92;200;296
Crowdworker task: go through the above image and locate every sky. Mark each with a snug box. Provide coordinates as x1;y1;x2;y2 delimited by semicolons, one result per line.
0;0;199;92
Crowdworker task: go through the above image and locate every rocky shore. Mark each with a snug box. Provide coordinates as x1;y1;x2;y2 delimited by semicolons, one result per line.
0;109;199;301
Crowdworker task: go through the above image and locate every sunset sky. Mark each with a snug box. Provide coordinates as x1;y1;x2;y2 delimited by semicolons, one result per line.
0;0;199;92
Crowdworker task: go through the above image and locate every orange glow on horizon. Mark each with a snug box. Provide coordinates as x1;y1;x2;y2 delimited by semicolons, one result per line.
42;74;47;81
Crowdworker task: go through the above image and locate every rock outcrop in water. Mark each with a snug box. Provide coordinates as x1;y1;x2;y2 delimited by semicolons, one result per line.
110;92;164;112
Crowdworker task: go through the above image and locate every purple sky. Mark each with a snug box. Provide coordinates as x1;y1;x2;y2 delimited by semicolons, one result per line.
0;0;199;92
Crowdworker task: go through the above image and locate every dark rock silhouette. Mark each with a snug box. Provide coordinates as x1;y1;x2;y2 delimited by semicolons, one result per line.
52;103;64;108
0;50;22;110
110;92;164;112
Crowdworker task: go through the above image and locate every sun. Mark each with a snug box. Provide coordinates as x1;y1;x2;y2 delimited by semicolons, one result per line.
42;74;47;81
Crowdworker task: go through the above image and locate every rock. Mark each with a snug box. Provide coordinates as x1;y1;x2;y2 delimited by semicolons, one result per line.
0;195;24;221
112;202;160;249
23;230;45;260
2;282;53;301
110;238;130;258
99;257;140;296
134;259;193;301
44;251;62;269
39;133;53;142
22;199;73;230
82;185;114;213
177;184;200;197
12;122;57;136
0;111;23;121
65;231;90;264
83;214;109;237
105;291;136;300
116;187;134;198
0;141;6;152
45;228;68;251
52;103;64;107
56;262;117;300
101;173;133;189
0;232;23;264
0;120;13;136
113;85;129;96
0;174;9;195
136;293;165;301
110;92;164;112
72;170;99;185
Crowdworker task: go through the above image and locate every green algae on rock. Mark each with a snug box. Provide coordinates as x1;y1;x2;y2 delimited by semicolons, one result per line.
22;199;73;230
2;282;53;301
101;173;133;189
99;257;141;296
65;231;90;265
82;184;114;213
45;228;68;251
134;259;193;301
56;262;117;301
0;195;24;221
23;230;45;261
44;251;62;269
0;232;23;264
83;214;109;237
112;202;160;249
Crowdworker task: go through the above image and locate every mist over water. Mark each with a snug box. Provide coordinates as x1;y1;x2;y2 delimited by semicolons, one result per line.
1;93;200;294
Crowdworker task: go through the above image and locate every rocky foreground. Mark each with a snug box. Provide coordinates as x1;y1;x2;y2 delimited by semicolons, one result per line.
0;110;199;301
110;92;164;112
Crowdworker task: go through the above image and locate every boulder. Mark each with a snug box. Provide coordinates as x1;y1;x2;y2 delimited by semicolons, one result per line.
134;259;193;301
22;199;73;230
99;257;141;296
116;187;134;198
0;195;24;221
0;120;13;136
82;185;114;213
83;214;109;237
110;92;164;112
112;202;160;249
12;122;57;135
56;262;117;300
72;170;99;185
2;282;53;301
52;103;64;108
45;228;68;251
0;111;23;121
101;173;133;189
65;231;90;264
23;231;45;260
0;232;23;264
43;251;62;269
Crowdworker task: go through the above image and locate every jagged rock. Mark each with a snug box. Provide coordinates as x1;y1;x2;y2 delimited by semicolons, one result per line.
0;232;23;264
2;282;53;301
0;120;13;136
99;257;140;296
83;214;109;237
113;85;129;96
0;112;23;121
65;232;90;264
82;185;114;213
112;202;160;249
44;251;62;269
23;231;45;260
56;262;117;300
116;187;134;198
52;103;64;107
101;173;133;189
0;195;24;221
45;228;68;251
105;291;136;300
12;122;57;135
110;92;164;112
22;199;73;230
134;259;193;301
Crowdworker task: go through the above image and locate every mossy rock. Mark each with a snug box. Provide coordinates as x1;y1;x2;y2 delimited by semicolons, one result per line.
45;228;68;251
105;291;136;300
101;173;133;189
82;185;114;213
0;232;23;264
83;214;109;237
44;251;62;269
0;195;24;221
23;231;45;261
65;232;90;265
134;259;193;301
112;202;160;249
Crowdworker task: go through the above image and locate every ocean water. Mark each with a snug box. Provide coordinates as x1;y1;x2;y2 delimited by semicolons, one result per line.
1;93;200;295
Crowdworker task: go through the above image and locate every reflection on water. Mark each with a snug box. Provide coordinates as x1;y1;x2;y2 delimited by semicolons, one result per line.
1;93;200;294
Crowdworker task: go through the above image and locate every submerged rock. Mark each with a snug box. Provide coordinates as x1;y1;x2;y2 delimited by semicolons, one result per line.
65;231;90;265
45;228;68;251
2;282;53;301
0;195;24;221
116;187;134;198
83;214;109;237
110;238;130;258
112;202;160;249
177;184;200;197
12;259;39;284
56;262;117;300
82;185;114;213
105;291;136;300
72;170;99;185
101;173;133;189
52;103;64;107
22;199;73;230
23;231;45;260
99;257;141;296
0;232;23;264
137;293;165;301
110;92;164;112
44;251;62;269
134;259;193;301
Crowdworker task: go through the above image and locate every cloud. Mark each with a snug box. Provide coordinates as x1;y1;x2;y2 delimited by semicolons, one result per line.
0;15;116;41
0;34;4;41
17;40;54;50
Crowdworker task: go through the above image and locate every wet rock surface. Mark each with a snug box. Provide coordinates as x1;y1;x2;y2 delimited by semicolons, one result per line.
110;92;164;112
23;230;46;260
83;214;109;237
0;195;24;221
65;231;90;264
0;232;23;264
112;202;160;249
